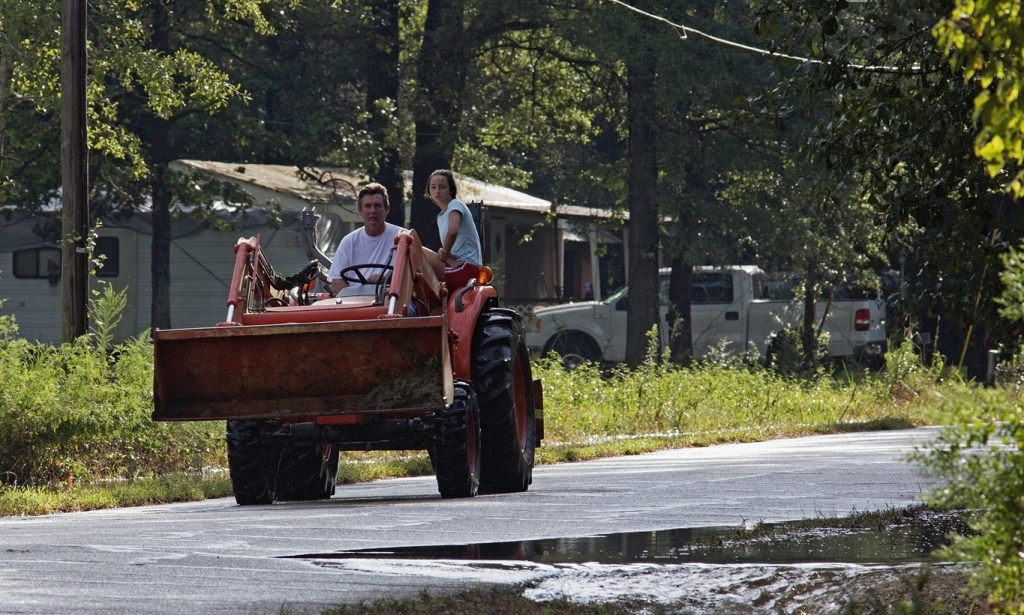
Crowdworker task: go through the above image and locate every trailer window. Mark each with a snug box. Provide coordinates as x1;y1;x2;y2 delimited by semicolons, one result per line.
93;236;119;278
12;248;61;280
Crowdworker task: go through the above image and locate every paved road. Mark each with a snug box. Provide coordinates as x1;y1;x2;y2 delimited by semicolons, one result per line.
0;427;941;614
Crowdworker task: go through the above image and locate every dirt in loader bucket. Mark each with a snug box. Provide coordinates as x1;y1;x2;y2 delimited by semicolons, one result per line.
362;356;444;410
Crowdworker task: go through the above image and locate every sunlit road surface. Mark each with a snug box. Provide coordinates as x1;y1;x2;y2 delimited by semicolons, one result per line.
0;427;940;614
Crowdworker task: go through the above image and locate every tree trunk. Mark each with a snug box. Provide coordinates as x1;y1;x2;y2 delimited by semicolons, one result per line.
410;0;467;249
624;55;660;368
149;149;172;331
801;263;818;369
366;0;404;227
667;256;693;366
0;35;13;161
148;0;173;331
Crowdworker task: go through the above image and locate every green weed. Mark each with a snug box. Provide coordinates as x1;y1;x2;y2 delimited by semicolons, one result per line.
0;474;232;515
87;280;128;353
533;351;949;447
914;387;1024;615
336;452;434;484
903;248;1024;614
0;330;223;487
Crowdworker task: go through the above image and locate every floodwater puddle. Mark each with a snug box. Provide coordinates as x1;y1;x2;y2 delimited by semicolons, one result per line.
290;508;965;566
288;509;971;613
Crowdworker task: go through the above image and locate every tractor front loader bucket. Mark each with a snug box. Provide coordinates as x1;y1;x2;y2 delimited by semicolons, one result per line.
153;316;452;421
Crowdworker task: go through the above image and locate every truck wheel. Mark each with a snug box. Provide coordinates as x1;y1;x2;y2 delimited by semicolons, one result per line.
226;420;277;505
434;380;481;498
548;332;601;370
274;442;339;501
473;309;537;494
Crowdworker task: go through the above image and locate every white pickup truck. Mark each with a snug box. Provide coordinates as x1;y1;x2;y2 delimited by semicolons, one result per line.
525;266;887;367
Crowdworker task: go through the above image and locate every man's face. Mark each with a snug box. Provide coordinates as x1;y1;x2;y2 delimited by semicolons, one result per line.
358;193;389;237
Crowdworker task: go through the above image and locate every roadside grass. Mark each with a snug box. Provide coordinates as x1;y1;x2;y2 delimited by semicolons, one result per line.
335;453;434;484
0;322;987;516
535;344;949;445
0;474;233;516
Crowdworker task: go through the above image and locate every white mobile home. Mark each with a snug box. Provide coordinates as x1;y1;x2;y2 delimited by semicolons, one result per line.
0;209;345;345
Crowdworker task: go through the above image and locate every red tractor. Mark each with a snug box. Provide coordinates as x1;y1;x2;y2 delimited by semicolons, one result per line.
152;221;541;503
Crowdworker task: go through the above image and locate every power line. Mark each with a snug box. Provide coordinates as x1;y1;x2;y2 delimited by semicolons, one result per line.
605;0;919;74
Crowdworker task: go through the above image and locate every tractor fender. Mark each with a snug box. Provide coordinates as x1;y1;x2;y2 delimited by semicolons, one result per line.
447;286;499;380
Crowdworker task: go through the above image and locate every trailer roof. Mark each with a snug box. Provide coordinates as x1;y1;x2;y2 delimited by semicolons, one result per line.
172;160;625;222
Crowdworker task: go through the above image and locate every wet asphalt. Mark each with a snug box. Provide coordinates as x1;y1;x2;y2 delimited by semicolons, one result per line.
0;427;940;614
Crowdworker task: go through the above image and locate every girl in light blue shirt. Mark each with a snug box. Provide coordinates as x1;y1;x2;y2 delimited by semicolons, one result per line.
426;169;484;290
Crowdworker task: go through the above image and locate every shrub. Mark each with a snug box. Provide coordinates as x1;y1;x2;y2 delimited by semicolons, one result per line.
914;389;1024;614
910;242;1024;614
0;288;222;486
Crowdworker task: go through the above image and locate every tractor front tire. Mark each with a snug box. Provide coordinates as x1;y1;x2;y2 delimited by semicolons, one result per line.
472;309;537;494
434;380;481;499
226;420;277;506
274;442;339;502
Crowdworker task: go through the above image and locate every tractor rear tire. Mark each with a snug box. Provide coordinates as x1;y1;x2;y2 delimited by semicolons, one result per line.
274;442;339;502
434;380;481;498
472;309;537;494
226;419;277;506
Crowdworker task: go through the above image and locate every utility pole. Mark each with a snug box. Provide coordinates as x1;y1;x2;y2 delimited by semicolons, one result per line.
61;0;88;342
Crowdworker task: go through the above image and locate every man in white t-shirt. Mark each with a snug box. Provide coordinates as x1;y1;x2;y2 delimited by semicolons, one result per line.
328;183;403;295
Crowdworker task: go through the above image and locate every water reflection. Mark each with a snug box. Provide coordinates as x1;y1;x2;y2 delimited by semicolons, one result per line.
290;510;965;566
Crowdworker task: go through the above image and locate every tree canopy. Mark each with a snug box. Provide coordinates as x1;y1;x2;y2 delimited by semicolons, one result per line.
935;0;1024;197
742;0;1022;374
2;0;1024;374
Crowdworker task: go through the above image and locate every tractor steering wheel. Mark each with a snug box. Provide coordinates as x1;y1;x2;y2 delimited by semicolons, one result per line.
339;263;394;286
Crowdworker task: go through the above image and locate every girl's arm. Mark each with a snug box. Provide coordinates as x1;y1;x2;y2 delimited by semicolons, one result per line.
438;210;462;262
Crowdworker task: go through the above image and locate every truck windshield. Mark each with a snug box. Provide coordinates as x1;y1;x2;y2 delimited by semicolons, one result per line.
602;286;628;305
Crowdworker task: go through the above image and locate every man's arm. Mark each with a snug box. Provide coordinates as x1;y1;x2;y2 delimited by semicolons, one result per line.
328;238;349;294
